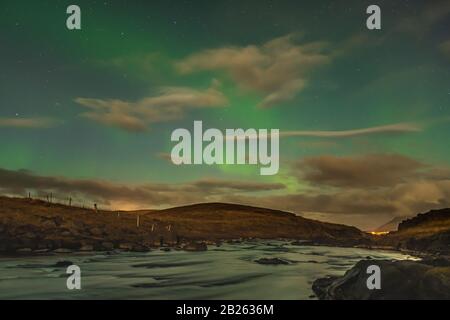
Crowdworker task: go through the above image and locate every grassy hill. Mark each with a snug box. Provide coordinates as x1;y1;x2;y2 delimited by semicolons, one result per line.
0;196;367;253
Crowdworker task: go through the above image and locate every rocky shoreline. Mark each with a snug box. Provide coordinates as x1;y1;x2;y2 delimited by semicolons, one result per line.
0;236;216;256
0;237;366;257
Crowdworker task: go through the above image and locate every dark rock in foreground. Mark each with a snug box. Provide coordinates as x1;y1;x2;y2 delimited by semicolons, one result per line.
183;242;207;252
53;260;74;268
255;258;290;265
312;258;450;300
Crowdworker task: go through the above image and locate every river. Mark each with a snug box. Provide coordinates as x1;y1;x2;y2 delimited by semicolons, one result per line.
0;240;418;299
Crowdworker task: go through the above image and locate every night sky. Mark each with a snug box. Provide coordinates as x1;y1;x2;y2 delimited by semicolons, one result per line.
1;0;449;230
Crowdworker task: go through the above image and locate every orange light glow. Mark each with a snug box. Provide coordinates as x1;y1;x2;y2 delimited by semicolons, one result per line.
368;231;390;236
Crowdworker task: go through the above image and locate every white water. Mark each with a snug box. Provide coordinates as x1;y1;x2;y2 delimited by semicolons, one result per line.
0;241;418;299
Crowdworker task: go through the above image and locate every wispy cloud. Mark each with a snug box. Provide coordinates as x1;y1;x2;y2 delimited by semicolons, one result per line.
224;122;422;141
296;153;426;188
75;81;228;132
177;34;331;108
0;117;59;129
281;122;422;138
0;168;285;209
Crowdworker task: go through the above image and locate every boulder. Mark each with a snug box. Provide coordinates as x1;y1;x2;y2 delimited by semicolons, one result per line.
132;245;149;252
61;239;82;249
53;260;74;268
79;245;94;252
312;259;450;300
119;243;134;251
53;248;72;253
100;242;114;251
61;231;72;237
183;242;207;252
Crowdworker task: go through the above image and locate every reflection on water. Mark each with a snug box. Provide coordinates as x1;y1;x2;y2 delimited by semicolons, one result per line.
0;241;418;299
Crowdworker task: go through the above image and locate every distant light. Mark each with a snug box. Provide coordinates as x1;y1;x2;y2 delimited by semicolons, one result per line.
368;231;390;236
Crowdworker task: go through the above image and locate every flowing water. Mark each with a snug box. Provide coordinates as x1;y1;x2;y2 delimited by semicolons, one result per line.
0;241;418;299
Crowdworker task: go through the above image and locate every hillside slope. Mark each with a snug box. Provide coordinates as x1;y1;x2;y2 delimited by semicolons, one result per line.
375;208;450;254
0;197;367;253
145;202;366;244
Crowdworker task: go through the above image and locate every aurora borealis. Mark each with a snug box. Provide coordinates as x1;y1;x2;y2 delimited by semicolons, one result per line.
0;0;449;230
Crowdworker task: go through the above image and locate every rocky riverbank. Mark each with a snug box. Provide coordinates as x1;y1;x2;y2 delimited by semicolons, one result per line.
0;196;368;255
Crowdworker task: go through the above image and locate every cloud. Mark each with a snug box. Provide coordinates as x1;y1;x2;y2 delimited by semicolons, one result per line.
209;153;449;228
0;117;59;129
221;177;450;230
265;153;450;226
222;122;421;142
75;82;228;132
296;154;426;188
218;160;450;229
0;168;285;209
0;168;168;205
176;34;331;108
281;122;422;138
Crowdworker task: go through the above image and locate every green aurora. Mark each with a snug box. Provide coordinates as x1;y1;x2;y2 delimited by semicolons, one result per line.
0;0;449;230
